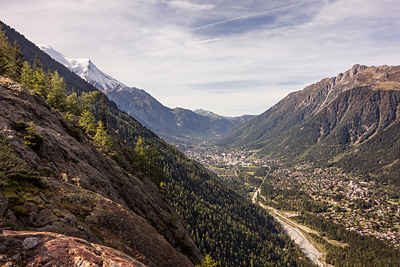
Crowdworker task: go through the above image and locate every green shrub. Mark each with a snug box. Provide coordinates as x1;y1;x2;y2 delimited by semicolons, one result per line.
0;137;45;188
23;122;43;151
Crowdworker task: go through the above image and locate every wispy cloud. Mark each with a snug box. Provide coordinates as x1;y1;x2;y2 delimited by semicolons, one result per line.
186;0;319;32
168;1;215;11
127;38;221;59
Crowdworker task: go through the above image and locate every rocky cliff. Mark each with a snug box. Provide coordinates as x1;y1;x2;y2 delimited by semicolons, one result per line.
0;77;201;266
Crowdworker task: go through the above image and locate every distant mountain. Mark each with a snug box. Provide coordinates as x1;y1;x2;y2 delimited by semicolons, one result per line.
194;108;254;125
39;44;125;92
220;64;400;185
38;45;250;144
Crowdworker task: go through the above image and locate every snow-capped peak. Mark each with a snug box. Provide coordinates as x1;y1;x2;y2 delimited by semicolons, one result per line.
38;44;77;69
38;44;126;92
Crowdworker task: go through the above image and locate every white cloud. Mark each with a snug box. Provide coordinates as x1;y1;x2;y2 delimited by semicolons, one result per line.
168;1;215;11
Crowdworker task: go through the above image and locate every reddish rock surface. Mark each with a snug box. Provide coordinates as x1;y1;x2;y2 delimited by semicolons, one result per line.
0;230;148;266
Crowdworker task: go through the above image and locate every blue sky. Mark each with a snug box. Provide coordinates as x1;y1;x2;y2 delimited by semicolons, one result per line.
1;0;400;116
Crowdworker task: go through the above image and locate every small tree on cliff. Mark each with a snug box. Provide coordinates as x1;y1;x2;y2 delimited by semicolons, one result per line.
196;254;219;267
93;120;112;154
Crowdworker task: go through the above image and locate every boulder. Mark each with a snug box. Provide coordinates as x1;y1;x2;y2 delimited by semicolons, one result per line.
22;237;38;250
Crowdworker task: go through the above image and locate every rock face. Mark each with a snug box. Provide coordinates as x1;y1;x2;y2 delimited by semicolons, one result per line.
0;79;201;266
1;230;148;266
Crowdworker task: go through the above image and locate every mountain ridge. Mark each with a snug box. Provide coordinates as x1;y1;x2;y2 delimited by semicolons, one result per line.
194;108;255;125
220;64;400;185
39;44;125;92
38;45;252;144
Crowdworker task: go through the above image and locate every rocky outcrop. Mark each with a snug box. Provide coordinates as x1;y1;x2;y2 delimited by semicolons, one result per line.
0;230;148;266
0;79;201;266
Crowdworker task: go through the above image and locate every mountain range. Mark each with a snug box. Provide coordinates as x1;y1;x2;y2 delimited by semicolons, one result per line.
0;21;313;266
38;45;253;144
220;64;400;185
3;17;400;267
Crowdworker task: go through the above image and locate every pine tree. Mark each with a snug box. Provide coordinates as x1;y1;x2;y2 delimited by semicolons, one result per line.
134;136;150;174
99;94;107;127
32;66;47;96
23;121;43;151
33;54;42;71
9;40;23;81
196;254;219;267
78;109;97;137
0;137;43;187
20;61;33;87
93;120;112;154
66;92;80;115
0;26;11;76
80;91;100;112
47;71;67;110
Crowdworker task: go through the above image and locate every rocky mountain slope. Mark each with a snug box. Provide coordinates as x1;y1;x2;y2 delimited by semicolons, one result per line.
39;45;251;145
220;64;400;184
0;78;200;266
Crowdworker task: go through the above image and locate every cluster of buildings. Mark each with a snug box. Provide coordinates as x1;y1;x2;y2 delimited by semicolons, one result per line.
182;145;256;167
278;164;400;246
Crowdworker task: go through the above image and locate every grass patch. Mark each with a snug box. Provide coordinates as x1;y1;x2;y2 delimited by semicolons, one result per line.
210;166;225;170
247;154;261;160
1;183;43;218
0;137;48;220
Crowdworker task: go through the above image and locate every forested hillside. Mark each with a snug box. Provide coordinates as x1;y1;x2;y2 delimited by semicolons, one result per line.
0;22;316;266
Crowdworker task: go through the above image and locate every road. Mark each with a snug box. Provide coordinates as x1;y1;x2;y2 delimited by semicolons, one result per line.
260;203;324;267
252;180;325;266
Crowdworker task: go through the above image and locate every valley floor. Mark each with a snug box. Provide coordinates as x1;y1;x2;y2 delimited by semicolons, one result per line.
181;144;400;248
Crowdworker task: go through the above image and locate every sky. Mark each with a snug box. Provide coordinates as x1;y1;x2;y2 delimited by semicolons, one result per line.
1;0;400;116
